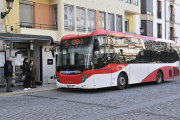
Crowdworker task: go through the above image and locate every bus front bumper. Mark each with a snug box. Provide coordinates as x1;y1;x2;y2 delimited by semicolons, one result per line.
56;80;92;89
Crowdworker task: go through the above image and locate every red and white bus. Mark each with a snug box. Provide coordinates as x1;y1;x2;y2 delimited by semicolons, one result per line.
54;30;179;89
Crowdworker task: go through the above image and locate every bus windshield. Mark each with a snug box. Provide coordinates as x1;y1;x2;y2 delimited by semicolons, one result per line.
57;37;93;71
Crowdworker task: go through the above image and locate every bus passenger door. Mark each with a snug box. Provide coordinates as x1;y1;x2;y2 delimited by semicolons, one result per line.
93;50;112;88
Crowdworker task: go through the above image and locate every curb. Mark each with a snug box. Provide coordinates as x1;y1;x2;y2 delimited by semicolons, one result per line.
0;88;58;97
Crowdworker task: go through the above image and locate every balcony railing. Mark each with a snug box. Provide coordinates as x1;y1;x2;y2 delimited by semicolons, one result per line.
157;10;161;19
64;26;75;31
17;22;58;30
125;0;131;4
170;36;175;41
88;28;96;33
170;14;175;23
158;33;162;38
77;27;86;32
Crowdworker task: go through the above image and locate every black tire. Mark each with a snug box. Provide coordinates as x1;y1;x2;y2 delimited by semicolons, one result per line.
156;71;163;84
117;73;127;90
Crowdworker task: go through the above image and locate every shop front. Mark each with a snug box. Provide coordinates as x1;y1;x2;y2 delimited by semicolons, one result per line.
0;32;54;86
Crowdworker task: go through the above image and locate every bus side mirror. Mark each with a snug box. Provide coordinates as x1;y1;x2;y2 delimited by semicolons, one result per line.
120;49;123;55
51;44;60;58
51;49;55;58
94;39;99;51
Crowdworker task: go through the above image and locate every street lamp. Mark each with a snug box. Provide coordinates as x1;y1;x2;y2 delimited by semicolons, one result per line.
140;26;144;35
1;0;14;19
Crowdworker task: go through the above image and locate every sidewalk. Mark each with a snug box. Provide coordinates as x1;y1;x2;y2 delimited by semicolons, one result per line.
0;82;58;96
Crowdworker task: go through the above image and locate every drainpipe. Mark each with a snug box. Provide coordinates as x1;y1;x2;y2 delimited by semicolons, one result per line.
165;0;166;39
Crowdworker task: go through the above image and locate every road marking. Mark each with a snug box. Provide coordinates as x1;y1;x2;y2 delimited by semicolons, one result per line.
0;88;58;97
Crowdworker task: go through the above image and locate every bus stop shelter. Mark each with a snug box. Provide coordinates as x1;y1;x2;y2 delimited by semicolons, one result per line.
0;32;54;86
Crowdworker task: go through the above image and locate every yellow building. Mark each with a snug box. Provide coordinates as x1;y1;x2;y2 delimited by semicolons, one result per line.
2;0;140;42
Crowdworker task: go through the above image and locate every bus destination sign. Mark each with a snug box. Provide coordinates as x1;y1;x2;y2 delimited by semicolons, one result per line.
61;37;89;47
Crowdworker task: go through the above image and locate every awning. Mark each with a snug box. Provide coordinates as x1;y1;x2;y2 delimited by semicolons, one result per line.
0;32;54;45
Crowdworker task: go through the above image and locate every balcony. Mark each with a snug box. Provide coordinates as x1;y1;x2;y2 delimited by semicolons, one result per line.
17;22;58;30
170;14;175;23
157;10;161;19
16;22;58;42
77;27;86;32
158;33;162;38
88;28;96;33
170;36;175;41
64;26;75;31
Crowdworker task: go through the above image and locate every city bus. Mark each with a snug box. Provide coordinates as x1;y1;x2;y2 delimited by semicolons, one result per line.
52;30;179;89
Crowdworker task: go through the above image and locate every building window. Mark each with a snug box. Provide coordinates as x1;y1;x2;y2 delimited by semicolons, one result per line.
170;5;175;23
133;0;138;6
125;19;129;32
108;13;114;31
64;4;74;31
157;23;162;38
116;15;122;32
125;0;131;4
170;27;174;40
99;11;106;30
77;7;86;32
170;5;173;14
52;5;58;30
19;2;33;28
88;9;96;33
157;1;161;19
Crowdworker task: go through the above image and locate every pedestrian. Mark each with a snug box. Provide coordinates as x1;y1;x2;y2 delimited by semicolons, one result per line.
4;57;13;92
23;58;31;91
29;60;37;88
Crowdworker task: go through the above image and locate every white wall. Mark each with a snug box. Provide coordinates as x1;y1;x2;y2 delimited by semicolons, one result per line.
176;0;180;5
16;28;58;41
174;3;180;45
136;15;140;34
174;24;180;44
58;0;140;39
166;22;170;40
166;1;169;21
153;0;166;39
42;46;59;83
174;4;180;24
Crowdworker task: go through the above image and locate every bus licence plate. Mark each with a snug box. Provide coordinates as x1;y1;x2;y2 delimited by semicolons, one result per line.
65;71;71;74
66;85;74;88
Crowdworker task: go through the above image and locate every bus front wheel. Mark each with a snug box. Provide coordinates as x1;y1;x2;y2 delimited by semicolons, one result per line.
117;73;127;90
156;71;163;84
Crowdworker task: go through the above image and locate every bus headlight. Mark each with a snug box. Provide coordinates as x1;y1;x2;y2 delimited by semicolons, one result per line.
81;74;87;83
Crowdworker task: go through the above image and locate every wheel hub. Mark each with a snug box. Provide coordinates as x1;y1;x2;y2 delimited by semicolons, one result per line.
119;77;125;85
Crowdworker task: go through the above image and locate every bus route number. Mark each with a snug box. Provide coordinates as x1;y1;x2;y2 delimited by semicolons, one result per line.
64;38;83;46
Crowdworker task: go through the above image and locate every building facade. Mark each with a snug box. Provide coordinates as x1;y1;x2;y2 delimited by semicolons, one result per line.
141;0;180;45
1;0;141;83
0;0;3;33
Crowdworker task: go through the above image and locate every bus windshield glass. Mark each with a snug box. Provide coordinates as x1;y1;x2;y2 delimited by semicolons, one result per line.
57;37;93;71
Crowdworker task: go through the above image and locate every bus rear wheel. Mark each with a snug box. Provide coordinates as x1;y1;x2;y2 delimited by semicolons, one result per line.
117;73;127;90
156;71;163;84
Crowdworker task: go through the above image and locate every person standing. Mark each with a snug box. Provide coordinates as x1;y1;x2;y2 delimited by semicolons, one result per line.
29;60;36;88
4;57;13;92
23;58;31;90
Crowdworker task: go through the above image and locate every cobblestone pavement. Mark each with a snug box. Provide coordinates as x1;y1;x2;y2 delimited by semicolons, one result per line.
1;78;180;120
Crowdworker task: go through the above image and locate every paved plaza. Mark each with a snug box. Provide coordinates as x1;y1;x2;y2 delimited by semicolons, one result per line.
1;78;180;120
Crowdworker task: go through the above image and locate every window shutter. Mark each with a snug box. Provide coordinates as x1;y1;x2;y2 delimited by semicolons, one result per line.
19;1;34;28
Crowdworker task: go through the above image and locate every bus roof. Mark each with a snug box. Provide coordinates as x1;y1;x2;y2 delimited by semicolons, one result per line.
61;30;177;44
